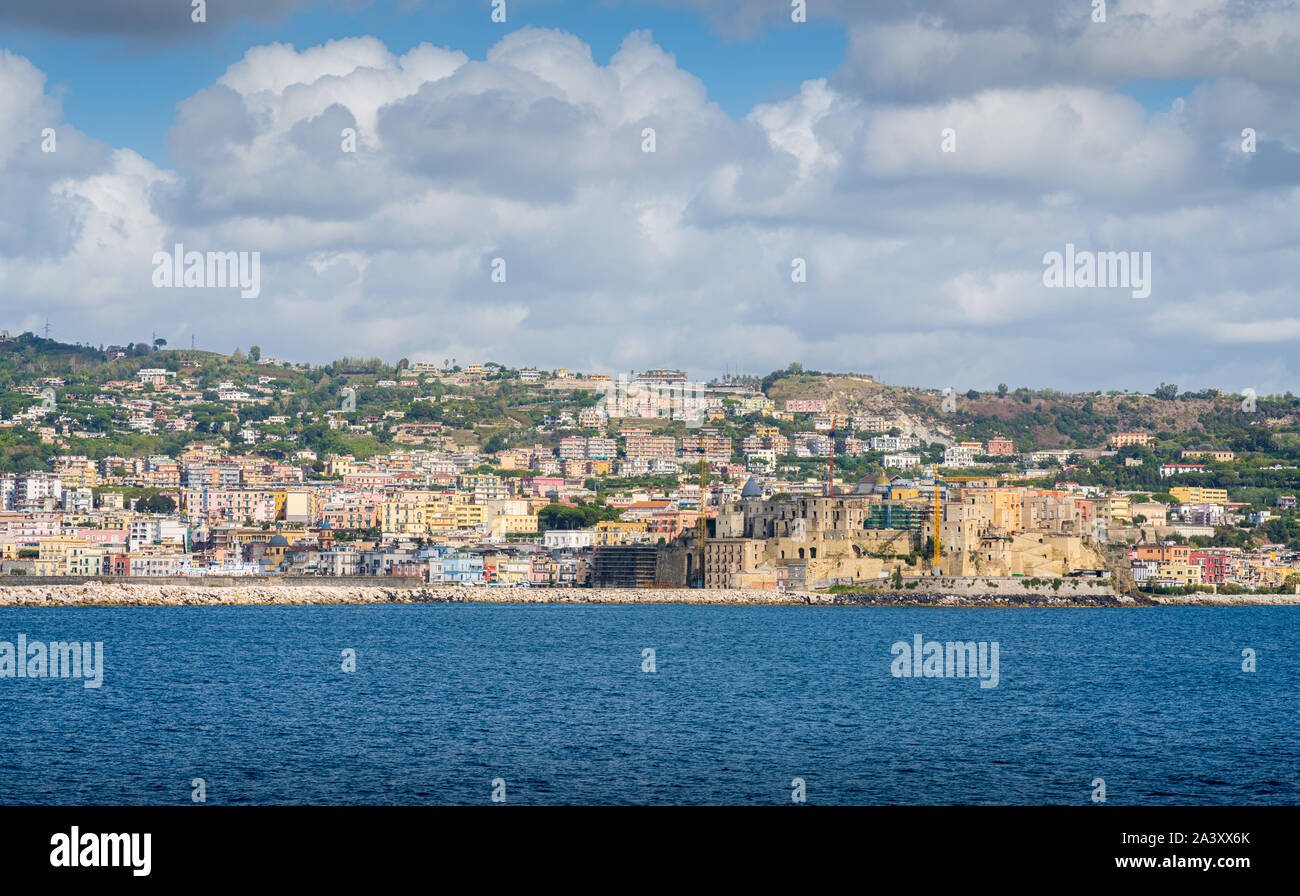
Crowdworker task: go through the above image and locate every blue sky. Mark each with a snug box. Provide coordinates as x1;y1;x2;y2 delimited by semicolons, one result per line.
0;0;1296;392
3;0;847;166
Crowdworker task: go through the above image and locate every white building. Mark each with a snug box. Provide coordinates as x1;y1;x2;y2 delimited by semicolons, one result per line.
942;446;977;468
543;530;595;550
870;435;922;452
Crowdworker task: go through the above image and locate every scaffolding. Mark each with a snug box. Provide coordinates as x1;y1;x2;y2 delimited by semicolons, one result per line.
592;545;659;588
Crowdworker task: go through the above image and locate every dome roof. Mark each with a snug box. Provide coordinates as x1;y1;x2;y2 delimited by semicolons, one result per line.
740;477;763;498
268;534;290;546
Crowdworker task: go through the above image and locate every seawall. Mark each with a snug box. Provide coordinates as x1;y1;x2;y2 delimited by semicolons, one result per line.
0;581;1131;607
0;582;1294;607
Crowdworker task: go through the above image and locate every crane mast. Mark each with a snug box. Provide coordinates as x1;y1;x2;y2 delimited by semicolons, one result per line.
696;457;707;588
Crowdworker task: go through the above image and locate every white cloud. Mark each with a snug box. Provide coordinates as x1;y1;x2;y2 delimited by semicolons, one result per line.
0;14;1298;393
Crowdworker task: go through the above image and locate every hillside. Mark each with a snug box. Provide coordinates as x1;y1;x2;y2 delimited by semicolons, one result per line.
2;334;1299;471
762;365;1299;452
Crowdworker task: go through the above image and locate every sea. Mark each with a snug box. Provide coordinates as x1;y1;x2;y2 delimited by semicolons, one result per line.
0;604;1295;805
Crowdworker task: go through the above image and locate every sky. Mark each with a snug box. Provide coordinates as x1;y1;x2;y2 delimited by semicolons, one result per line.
0;0;1297;394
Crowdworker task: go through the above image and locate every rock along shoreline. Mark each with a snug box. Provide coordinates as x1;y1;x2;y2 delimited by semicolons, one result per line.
0;582;1297;607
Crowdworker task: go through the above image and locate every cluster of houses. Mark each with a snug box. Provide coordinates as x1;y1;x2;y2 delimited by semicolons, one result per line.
2;352;1295;591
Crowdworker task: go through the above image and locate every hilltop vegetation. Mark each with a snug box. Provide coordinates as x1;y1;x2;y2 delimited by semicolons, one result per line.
761;362;1299;454
3;336;1299;478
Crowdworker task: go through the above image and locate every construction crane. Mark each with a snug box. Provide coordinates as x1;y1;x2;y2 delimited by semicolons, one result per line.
696;457;708;588
826;427;835;497
925;466;1000;575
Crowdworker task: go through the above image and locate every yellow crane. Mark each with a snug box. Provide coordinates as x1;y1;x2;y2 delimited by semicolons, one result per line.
926;467;999;575
696;457;708;588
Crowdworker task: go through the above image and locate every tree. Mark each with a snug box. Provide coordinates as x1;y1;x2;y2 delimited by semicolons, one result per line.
997;384;1008;397
153;338;167;350
249;345;261;362
136;494;176;513
1154;382;1178;400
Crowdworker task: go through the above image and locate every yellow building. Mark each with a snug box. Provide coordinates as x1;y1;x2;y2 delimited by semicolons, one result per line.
595;520;650;545
280;490;316;522
452;500;486;529
324;454;355;477
381;493;431;534
1100;494;1131;523
1180;449;1235;463
493;556;532;585
458;473;502;492
219;528;313;551
39;536;86;564
963;487;1026;533
53;456;100;488
1156;560;1200;585
1169;486;1228;505
1110;432;1152;448
489;515;538;537
66;545;106;576
485;499;538;537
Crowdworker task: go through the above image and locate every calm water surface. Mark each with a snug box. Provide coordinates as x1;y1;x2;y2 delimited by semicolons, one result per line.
0;604;1295;805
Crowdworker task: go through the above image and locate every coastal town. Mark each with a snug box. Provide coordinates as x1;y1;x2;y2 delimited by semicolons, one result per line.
2;331;1298;597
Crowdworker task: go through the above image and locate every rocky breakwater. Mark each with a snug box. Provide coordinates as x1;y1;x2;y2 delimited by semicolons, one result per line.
807;589;1141;607
0;581;1144;607
1146;592;1300;606
0;582;821;607
0;582;432;607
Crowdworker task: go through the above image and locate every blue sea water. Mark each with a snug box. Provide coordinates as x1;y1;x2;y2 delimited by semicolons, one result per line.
0;604;1295;805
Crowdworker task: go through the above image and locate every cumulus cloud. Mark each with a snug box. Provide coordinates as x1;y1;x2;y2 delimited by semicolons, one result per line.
825;0;1300;100
0;8;1298;392
0;49;173;330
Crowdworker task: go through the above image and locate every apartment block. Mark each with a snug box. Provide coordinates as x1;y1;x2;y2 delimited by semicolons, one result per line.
1168;486;1229;505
